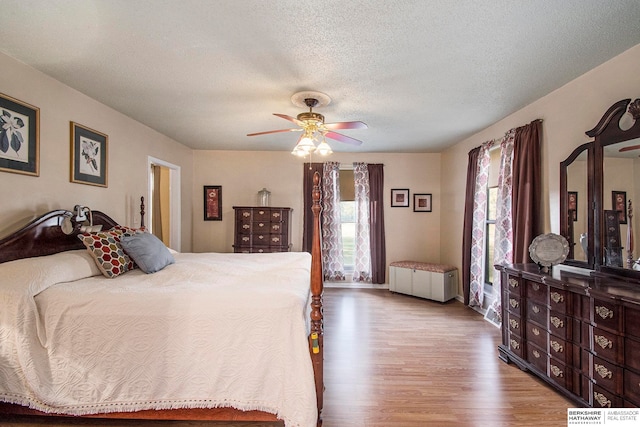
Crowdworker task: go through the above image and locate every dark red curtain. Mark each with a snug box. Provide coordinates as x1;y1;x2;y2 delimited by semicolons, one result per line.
303;162;324;253
462;147;481;306
367;164;386;284
512;120;542;263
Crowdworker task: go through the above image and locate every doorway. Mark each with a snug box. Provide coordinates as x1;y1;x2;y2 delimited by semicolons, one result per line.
147;156;181;251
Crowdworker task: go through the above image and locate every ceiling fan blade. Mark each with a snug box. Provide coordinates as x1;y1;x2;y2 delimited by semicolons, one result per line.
323;121;368;130
325;131;363;146
619;144;640;152
273;113;304;126
247;128;301;137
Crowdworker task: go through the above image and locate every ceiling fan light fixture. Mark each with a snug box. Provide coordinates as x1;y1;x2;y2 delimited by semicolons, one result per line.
316;137;333;156
292;132;316;157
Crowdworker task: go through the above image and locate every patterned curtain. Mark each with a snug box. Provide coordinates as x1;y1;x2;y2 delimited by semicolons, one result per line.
488;131;515;321
462;147;481;305
352;162;372;282
321;162;345;281
469;141;493;308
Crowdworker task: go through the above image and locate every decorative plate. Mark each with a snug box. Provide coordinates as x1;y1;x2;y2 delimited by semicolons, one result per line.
529;233;570;267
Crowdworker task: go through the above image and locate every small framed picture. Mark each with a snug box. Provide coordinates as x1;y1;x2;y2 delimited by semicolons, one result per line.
391;189;409;207
70;122;108;187
612;190;627;224
204;185;222;221
0;93;40;176
568;191;578;222
413;193;432;212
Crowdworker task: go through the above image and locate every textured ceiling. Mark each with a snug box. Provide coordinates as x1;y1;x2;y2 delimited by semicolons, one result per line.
1;0;640;153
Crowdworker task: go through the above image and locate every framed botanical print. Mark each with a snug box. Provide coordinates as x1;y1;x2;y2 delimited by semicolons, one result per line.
70;122;108;187
0;93;40;176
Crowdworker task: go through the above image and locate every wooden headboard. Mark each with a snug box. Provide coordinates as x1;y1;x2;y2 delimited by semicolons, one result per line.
0;210;120;264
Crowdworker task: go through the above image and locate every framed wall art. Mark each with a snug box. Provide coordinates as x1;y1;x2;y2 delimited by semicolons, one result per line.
413;193;432;212
70;122;108;187
204;185;222;221
0;93;40;176
568;191;578;222
612;190;627;224
391;189;409;207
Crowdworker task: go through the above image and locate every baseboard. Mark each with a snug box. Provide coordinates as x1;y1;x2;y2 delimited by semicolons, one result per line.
324;281;389;289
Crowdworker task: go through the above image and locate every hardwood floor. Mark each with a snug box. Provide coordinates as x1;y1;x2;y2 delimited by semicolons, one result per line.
1;288;573;427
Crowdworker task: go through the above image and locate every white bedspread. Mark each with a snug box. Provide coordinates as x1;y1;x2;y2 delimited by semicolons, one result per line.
0;250;316;427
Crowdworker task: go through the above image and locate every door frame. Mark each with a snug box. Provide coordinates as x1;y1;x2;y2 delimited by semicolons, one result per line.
147;156;181;251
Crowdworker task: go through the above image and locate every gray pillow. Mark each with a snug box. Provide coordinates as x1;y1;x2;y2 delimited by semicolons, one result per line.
120;232;175;274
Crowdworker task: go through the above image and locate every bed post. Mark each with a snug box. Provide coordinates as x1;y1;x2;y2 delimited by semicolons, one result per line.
309;171;324;426
140;196;146;228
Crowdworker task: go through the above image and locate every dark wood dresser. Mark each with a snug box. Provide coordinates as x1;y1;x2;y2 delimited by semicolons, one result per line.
497;264;640;408
232;206;292;253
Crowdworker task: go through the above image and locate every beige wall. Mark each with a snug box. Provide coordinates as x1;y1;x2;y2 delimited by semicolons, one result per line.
3;40;639;289
192;151;442;280
440;43;640;294
0;52;194;250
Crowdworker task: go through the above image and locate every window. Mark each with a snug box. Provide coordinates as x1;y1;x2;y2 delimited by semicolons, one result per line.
484;186;498;285
340;201;356;271
339;169;355;272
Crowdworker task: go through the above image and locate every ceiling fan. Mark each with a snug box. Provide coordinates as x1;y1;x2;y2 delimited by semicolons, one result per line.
247;91;367;156
619;144;640;153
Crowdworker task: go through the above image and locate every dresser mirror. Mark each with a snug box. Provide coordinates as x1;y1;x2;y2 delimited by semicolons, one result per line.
560;142;593;266
601;135;639;272
560;98;640;278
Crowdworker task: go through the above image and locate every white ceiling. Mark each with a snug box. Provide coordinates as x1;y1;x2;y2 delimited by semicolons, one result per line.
1;0;640;153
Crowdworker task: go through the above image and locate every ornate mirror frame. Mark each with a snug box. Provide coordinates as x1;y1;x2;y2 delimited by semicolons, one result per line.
560;141;594;268
561;98;640;278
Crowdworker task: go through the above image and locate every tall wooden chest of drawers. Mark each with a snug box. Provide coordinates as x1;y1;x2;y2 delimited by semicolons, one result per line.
497;264;640;408
232;206;292;253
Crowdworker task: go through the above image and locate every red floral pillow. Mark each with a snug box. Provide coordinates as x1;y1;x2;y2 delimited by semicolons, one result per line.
78;228;138;278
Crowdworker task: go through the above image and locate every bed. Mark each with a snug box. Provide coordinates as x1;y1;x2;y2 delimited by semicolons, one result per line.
0;173;324;427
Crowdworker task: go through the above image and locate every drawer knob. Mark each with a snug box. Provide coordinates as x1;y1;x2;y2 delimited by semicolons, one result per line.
532;283;540;291
510;299;519;309
533;349;540;358
508;278;519;288
594;364;612;379
259;222;265;227
595;306;614;320
273;212;280;218
258;210;265;215
594;392;611;408
509;339;519;350
550;340;564;353
258;235;264;240
272;237;280;243
509;319;519;329
550;365;563;378
242;237;249;242
550;316;564;329
594;335;613;350
243;212;250;217
272;225;280;231
550;292;564;304
532;305;540;314
532;327;540;336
